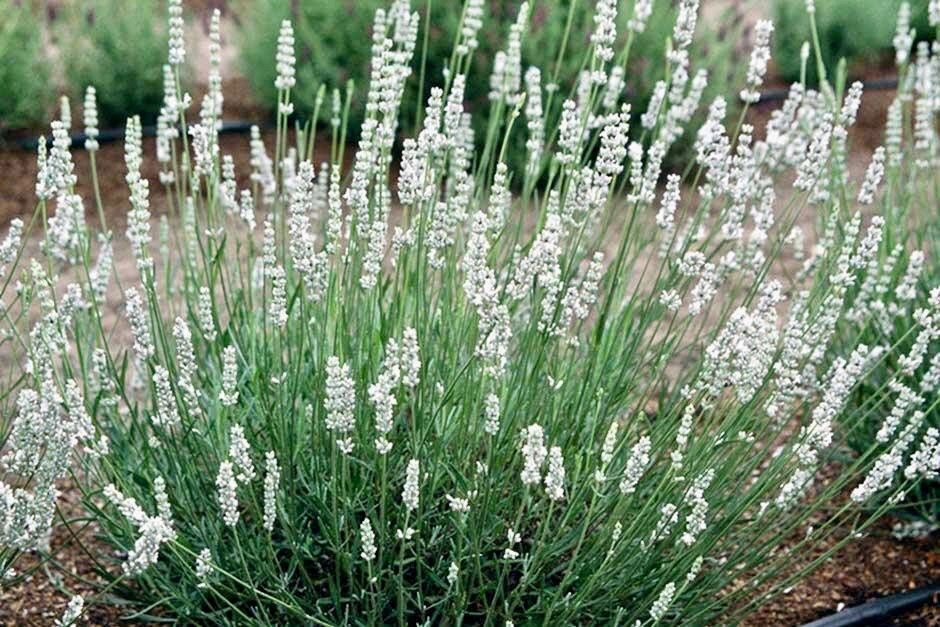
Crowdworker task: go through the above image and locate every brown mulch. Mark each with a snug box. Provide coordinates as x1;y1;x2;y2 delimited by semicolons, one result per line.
743;518;940;626
0;482;128;626
735;463;939;625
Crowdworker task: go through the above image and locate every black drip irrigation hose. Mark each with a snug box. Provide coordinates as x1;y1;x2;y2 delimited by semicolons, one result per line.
15;119;264;152
10;77;903;152
799;583;940;627
754;77;900;105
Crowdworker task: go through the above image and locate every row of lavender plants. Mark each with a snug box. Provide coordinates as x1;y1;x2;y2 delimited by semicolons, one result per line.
1;0;938;624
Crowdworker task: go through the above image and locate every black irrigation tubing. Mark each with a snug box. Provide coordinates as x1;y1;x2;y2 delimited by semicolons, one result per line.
754;76;900;104
9;76;903;152
14;119;268;152
799;583;940;627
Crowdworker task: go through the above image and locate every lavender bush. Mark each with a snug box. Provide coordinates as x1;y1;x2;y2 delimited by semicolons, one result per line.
1;0;938;624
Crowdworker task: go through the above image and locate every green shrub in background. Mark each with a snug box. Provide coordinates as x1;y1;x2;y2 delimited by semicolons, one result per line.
238;0;742;157
0;2;53;135
58;0;169;126
773;0;933;83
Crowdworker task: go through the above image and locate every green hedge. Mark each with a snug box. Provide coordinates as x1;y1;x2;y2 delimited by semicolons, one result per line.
773;0;934;82
0;2;53;135
58;0;168;126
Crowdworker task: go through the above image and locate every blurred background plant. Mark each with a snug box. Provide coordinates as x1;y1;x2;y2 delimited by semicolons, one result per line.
773;0;934;83
55;0;169;126
0;1;54;137
3;0;939;139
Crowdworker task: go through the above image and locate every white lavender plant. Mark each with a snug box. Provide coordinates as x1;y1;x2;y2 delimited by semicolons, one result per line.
0;1;936;624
